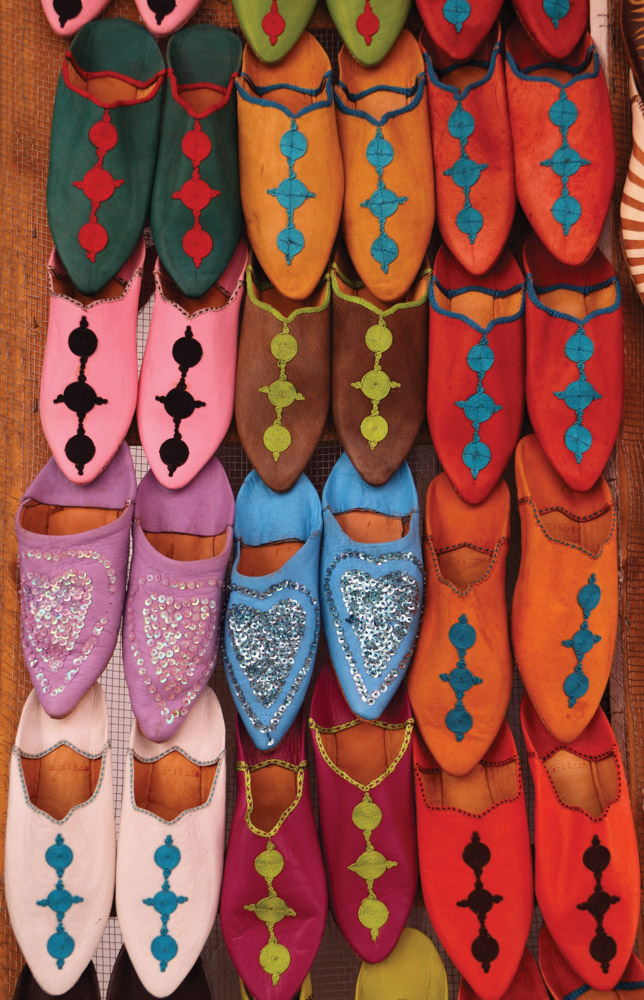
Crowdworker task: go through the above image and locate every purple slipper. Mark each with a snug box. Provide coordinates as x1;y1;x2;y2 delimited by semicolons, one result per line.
16;442;135;717
122;455;234;742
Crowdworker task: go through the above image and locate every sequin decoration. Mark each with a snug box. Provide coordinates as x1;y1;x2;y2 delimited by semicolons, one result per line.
20;549;117;701
441;614;483;742
543;0;569;29
444;99;488;245
351;317;400;450
267;119;315;265
356;1;380;45
348;792;397;941
339;567;420;680
227;598;307;708
457;832;503;974
561;573;601;708
37;834;83;970
442;0;471;32
362;127;408;274
262;0;285;45
73;110;124;263
244;841;296;986
541;89;590;236
553;322;601;463
455;324;502;479
577;835;620;974
143;836;188;973
125;581;219;728
171;120;220;269
259;321;304;462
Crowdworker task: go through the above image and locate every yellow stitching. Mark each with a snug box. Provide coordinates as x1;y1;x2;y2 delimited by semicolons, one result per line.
308;719;413;791
243;840;296;985
237;758;307;774
348;791;397;940
259;319;305;462
308;717;412;734
239;762;306;838
351;314;401;450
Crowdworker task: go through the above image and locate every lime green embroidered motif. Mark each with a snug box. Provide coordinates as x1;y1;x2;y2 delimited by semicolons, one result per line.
259;321;304;462
244;841;296;985
348;792;397;940
351;317;400;450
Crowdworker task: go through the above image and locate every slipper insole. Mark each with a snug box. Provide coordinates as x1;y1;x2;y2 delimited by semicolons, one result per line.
437;546;493;590
336;510;410;544
319;721;406;786
249;765;298;833
21;501;122;536
144;529;228;562
21;745;102;821
544;750;617;819
419;760;518;816
539;509;612;554
539;283;616;320
433;285;524;326
133;750;218;822
67;62;159;103
237;540;303;577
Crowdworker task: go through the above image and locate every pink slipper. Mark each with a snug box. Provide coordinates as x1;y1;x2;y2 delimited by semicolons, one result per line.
40;239;144;486
40;0;111;37
133;0;201;38
137;240;248;490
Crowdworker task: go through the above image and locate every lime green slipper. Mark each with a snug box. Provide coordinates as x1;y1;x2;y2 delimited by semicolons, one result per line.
325;0;413;66
232;0;317;64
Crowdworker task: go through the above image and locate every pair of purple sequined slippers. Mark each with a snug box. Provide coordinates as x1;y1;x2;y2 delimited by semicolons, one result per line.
16;442;234;740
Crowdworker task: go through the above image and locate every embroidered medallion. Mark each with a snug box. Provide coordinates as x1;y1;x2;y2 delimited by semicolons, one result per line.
37;835;83;970
577;835;620;973
444;100;488;244
351;318;400;450
244;841;296;986
172;121;220;269
268;120;315;266
543;0;570;29
362;127;407;274
441;615;483;742
554;323;601;464
457;832;503;974
262;0;285;45
53;0;81;29
146;0;175;25
54;316;107;476
561;573;601;708
259;322;304;462
356;1;380;46
348;792;397;940
155;325;206;477
228;599;307;708
340;568;420;679
442;0;471;32
541;89;590;236
74;110;124;263
143;836;188;972
455;328;502;480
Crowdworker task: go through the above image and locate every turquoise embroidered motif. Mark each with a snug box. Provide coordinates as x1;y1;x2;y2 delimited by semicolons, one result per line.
37;834;83;969
543;0;570;29
541;89;590;236
441;615;482;741
444;101;487;245
442;0;471;32
267;120;315;266
561;574;601;708
143;836;188;972
554;323;601;463
455;329;502;479
361;127;408;274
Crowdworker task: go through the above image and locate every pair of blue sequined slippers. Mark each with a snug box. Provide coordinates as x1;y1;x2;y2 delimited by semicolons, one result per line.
223;452;424;750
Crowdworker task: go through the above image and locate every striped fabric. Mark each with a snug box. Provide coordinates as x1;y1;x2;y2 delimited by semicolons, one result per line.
621;70;644;301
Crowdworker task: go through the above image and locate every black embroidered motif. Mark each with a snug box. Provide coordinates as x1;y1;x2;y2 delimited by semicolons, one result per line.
457;832;503;974
155;325;205;477
54;317;107;476
146;0;176;26
53;0;82;27
577;835;620;973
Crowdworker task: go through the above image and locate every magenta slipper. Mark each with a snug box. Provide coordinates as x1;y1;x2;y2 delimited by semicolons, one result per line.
16;443;135;717
122;456;234;743
309;662;417;964
40;239;144;486
40;0;111;38
137;240;248;490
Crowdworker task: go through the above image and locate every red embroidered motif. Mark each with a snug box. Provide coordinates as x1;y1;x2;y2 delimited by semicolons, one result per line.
357;1;380;46
262;0;285;46
73;111;124;263
172;120;220;269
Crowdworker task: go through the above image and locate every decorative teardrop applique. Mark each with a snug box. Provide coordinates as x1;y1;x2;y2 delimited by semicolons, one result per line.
577;835;620;974
268;119;316;266
155;324;205;477
74;110;124;264
53;0;82;28
37;835;83;970
543;0;570;29
541;89;590;236
262;0;286;46
442;0;472;34
143;836;188;972
172;120;220;270
554;322;601;464
54;316;107;476
347;791;397;940
351;317;400;450
457;831;503;973
244;841;296;986
455;324;502;481
146;0;176;25
444;100;488;245
259;321;304;462
362;127;407;274
441;615;483;742
356;1;380;46
561;574;601;708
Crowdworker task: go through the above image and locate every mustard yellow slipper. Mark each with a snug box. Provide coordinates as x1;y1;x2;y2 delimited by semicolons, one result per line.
355;927;448;1000
240;972;313;999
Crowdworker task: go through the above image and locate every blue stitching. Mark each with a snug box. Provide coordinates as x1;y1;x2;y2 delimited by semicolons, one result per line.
540;88;590;236
442;0;471;33
562;574;601;707
430;276;525;335
235;71;333;119
443;93;488;244
562;987;591;1000
527;273;621;323
143;836;188;972
543;0;570;29
361;127;407;273
424;45;501;101
440;615;482;741
334;74;426;127
37;835;83;970
454;321;502;479
505;47;598;88
267;119;315;265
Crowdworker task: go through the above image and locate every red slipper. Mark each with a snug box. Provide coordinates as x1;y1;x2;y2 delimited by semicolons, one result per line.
459;949;549;1000
416;0;504;63
539;922;644;999
512;0;589;60
522;696;640;990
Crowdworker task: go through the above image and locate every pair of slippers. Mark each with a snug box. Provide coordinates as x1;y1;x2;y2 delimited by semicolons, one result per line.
41;0;201;36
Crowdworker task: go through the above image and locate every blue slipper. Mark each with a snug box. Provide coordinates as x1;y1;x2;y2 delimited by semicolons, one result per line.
320;452;423;719
223;472;321;749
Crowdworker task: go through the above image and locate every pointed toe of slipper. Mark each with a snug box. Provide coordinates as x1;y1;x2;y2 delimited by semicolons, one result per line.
416;0;504;62
232;0;317;64
326;0;413;67
512;0;589;60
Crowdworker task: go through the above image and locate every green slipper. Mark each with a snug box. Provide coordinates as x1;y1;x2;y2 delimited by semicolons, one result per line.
326;0;413;66
47;18;165;296
232;0;317;64
150;25;242;298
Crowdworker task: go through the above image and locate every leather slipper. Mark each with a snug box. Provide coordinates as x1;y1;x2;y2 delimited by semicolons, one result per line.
539;923;644;1000
107;947;213;1000
232;0;317;65
355;927;448;1000
325;0;413;67
416;0;504;62
512;0;589;60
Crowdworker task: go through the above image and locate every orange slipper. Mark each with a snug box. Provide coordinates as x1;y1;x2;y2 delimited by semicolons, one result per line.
539;922;644;999
406;473;513;777
334;30;434;302
459;950;549;1000
235;32;343;299
522;697;640;991
414;722;533;1000
512;434;617;745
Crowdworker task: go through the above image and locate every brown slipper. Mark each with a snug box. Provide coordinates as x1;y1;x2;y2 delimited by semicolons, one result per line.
235;256;331;491
331;244;430;485
106;946;213;1000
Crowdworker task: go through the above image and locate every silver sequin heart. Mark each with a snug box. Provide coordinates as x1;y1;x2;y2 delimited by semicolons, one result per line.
22;570;93;671
141;593;216;705
227;599;307;708
340;569;420;679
